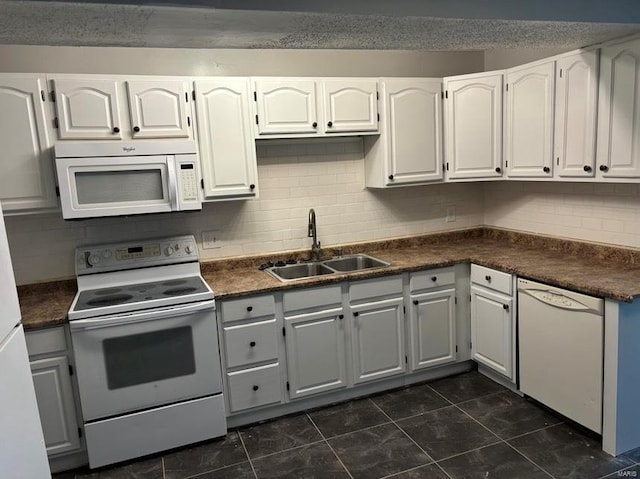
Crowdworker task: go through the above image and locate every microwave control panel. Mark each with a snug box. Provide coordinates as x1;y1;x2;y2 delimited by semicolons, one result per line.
176;156;200;210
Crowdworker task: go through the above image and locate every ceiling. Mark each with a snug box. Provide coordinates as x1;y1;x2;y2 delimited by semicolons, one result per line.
1;0;639;50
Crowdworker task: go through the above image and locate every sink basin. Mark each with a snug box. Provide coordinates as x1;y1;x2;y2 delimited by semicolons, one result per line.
322;254;390;272
268;262;334;281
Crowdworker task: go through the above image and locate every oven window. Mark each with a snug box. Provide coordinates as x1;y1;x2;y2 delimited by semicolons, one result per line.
75;170;164;204
103;326;196;389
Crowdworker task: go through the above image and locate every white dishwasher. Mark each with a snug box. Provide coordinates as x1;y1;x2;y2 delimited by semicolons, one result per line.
517;278;604;433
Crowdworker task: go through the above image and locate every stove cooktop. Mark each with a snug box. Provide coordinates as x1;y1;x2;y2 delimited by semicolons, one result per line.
74;276;210;312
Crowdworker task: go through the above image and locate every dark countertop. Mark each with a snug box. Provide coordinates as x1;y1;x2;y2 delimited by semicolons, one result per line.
19;228;640;331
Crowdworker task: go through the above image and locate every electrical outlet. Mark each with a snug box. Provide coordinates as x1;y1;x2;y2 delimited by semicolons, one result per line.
445;206;456;223
202;230;222;249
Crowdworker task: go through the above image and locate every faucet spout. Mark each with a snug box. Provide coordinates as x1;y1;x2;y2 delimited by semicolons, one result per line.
307;208;322;260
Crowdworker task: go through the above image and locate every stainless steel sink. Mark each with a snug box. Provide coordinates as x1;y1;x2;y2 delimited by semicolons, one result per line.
322;254;390;272
267;262;334;281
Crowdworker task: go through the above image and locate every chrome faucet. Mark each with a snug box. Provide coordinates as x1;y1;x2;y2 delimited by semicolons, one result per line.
308;208;322;260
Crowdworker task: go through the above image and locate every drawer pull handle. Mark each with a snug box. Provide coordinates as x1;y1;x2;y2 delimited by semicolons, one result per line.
249;341;256;347
413;300;419;305
353;312;359;317
252;385;259;391
431;276;437;282
246;306;253;312
338;314;344;319
485;275;491;282
503;304;509;311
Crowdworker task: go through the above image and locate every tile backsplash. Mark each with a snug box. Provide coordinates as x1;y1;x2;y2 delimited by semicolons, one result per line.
5;138;484;285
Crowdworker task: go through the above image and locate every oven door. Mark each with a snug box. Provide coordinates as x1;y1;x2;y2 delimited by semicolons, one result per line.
56;155;178;219
69;300;222;421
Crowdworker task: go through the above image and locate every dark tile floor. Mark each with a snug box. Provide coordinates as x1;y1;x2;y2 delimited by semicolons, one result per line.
55;372;640;479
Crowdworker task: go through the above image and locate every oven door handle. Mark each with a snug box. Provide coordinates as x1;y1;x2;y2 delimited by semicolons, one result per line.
69;300;215;331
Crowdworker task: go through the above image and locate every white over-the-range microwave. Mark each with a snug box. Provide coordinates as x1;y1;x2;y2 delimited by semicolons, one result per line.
54;141;202;219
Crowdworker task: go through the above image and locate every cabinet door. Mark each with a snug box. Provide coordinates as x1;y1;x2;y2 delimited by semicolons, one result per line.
323;79;378;133
126;80;191;138
409;288;456;371
0;75;57;211
254;80;319;135
555;51;598;178
444;73;503;179
53;78;122;140
194;79;257;198
285;308;346;399
350;297;405;384
505;62;555;178
597;38;640;178
384;79;443;184
30;355;82;456
470;286;513;379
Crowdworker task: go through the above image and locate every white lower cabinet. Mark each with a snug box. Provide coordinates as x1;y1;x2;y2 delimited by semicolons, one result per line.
25;327;83;458
470;264;515;381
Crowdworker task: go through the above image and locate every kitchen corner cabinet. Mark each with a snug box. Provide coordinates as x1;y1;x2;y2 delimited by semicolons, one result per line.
470;264;515;381
193;78;258;199
51;77;192;140
25;326;83;458
505;61;555;178
597;37;640;179
408;268;457;371
364;78;443;187
253;78;378;137
349;276;405;384
0;74;58;212
444;71;503;180
283;285;347;399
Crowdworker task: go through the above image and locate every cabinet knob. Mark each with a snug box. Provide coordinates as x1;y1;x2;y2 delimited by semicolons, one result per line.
599;164;609;172
485;275;491;282
133;126;140;133
252;385;259;391
353;312;359;317
495;167;502;173
327;121;333;127
388;175;394;180
543;166;550;173
338;314;344;319
249;184;256;190
503;304;509;311
431;276;437;282
413;300;419;305
583;165;593;172
249;341;256;347
312;122;318;128
113;126;120;133
246;306;253;312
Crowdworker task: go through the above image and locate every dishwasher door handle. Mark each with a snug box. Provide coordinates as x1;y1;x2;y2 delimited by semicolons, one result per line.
519;288;599;314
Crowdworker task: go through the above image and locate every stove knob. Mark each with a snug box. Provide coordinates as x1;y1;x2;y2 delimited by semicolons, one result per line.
88;254;101;266
185;245;193;254
165;246;175;256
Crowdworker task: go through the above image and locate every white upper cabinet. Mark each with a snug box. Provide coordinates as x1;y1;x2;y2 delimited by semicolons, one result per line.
52;76;192;141
555;51;599;178
193;78;258;199
597;37;640;178
322;79;378;133
253;78;379;137
126;80;191;139
0;74;57;211
505;61;555;178
53;78;122;140
254;79;319;135
444;72;503;180
364;78;443;187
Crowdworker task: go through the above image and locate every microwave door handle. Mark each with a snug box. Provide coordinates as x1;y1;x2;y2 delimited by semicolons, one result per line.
166;155;178;210
69;300;215;331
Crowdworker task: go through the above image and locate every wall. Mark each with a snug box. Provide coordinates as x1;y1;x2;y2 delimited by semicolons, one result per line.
483;47;569;70
5;139;484;284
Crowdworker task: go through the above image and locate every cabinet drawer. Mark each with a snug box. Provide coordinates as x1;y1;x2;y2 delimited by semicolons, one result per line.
227;363;282;413
471;264;512;295
220;295;275;323
223;319;279;369
410;268;455;292
349;275;402;302
25;327;67;357
283;285;342;313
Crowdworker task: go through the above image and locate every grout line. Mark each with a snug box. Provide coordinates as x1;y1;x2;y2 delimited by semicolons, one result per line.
502;439;555;479
306;413;354;479
238;438;327;461
182;459;256;479
598;463;640;479
453;390;508;408
503;422;564;442
236;429;258;479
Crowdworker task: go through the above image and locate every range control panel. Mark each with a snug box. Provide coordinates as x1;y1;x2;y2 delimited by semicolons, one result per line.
76;235;199;275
